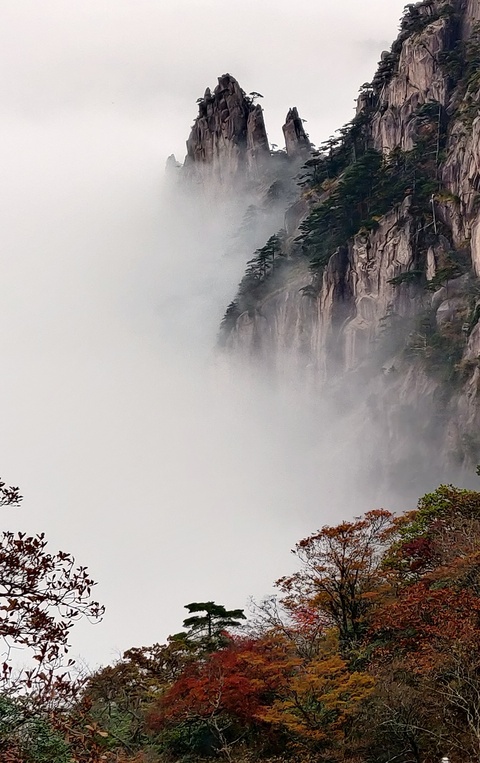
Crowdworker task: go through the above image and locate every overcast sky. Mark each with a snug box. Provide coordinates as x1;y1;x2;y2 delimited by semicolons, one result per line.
0;0;408;668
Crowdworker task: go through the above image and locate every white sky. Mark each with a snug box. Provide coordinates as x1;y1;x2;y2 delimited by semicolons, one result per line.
0;0;408;668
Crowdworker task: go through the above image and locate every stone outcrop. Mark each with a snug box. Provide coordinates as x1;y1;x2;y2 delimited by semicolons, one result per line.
225;198;419;379
169;0;480;485
282;108;311;159
216;0;480;482
183;74;270;192
365;0;452;153
463;0;480;38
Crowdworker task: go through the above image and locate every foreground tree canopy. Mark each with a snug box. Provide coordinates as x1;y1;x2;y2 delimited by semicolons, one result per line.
3;480;480;763
0;477;104;763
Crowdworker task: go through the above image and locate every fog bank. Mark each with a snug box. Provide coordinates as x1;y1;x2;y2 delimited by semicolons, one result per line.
0;0;410;666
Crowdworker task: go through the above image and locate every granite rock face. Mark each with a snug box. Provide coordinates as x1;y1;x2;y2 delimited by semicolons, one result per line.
463;0;480;37
368;11;452;153
225;199;419;379
170;1;480;484
217;0;480;483
183;74;271;193
282;108;311;159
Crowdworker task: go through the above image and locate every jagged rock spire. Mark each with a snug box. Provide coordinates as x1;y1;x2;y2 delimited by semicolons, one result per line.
184;74;270;190
165;153;181;176
282;107;311;159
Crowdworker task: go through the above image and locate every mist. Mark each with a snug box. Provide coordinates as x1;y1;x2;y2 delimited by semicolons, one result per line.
0;0;413;667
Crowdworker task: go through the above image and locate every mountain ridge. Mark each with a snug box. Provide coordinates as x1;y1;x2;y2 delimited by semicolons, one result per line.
183;0;480;489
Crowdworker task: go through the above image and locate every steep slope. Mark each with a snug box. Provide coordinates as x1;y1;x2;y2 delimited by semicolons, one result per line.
213;0;480;487
183;74;270;192
175;73;314;271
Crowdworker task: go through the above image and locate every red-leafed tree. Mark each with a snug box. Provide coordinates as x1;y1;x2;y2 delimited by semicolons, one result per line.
366;486;480;762
371;583;480;669
0;478;104;700
0;476;105;763
276;509;395;652
375;485;480;669
148;634;297;759
385;485;480;587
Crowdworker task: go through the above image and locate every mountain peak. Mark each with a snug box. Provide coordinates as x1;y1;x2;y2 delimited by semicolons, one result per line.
282;107;311;159
183;74;270;191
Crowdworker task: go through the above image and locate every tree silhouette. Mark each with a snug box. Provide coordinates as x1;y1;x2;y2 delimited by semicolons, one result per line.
0;477;104;700
182;602;246;649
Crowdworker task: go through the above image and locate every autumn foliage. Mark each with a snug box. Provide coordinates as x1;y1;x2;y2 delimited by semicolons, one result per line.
0;478;104;763
80;486;480;763
3;482;480;763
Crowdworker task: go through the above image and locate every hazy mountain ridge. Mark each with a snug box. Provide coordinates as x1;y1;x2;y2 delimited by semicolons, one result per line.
183;0;480;488
7;5;480;759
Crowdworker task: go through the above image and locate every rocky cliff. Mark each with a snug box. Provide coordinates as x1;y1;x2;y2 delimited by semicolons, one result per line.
182;74;311;198
183;74;270;192
178;0;480;492
282;107;311;160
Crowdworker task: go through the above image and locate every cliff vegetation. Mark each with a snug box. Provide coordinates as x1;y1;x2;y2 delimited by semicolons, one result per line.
218;0;480;480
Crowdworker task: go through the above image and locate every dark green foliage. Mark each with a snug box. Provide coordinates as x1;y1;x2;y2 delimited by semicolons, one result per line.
422;245;470;295
298;150;328;188
244;234;283;283
300;3;454;187
400;1;450;36
158;718;219;759
240;236;283;299
393;484;480;550
219;301;240;344
388;270;424;287
299;149;401;272
439;22;480;124
298;150;383;272
379;257;473;380
219;4;462;358
219;233;288;343
298;112;371;191
0;696;71;763
299;101;447;275
405;308;465;385
288;4;456;285
371;51;399;92
390;247;468;290
425;264;462;291
229;3;455;321
439;44;464;83
372;1;453;93
182;602;246;649
457;23;480;124
463;23;480;84
19;719;71;763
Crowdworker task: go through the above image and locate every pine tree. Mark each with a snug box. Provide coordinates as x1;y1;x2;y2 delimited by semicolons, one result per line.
182;602;246;649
